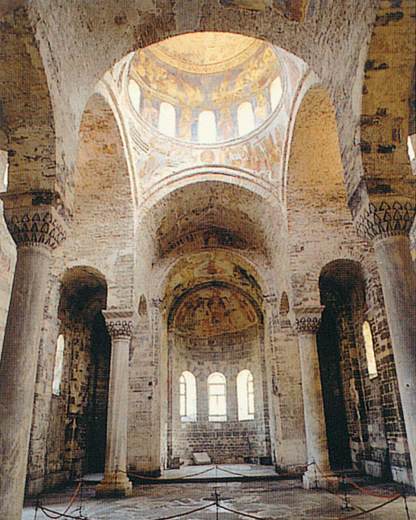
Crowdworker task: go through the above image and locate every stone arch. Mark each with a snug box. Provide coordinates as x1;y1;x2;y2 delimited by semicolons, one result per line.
0;7;57;194
62;92;135;310
286;85;367;307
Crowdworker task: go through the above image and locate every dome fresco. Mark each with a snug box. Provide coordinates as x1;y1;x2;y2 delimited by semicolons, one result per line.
128;32;283;143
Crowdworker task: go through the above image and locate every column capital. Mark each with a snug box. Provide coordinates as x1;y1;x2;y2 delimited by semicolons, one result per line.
103;309;133;339
293;306;323;334
1;191;67;250
353;197;415;243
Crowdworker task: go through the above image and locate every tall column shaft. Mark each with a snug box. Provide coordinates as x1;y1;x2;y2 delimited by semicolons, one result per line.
96;310;133;497
355;197;416;487
0;193;66;520
294;308;338;490
373;235;416;485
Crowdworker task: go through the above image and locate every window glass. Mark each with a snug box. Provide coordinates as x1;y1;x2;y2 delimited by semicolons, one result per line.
237;369;255;420
198;110;217;143
128;79;141;113
52;334;65;396
237;102;255;136
208;372;226;421
363;321;378;379
159;102;176;137
179;371;197;422
270;76;282;111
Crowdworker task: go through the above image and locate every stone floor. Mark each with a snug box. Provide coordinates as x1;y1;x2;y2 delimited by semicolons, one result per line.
22;475;416;520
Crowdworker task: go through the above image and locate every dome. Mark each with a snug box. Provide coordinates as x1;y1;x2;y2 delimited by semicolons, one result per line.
128;32;284;144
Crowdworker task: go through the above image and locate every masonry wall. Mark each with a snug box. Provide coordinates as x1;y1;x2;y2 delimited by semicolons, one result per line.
168;325;270;465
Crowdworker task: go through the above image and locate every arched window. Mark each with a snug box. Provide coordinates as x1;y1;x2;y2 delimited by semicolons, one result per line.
237;102;255;136
128;79;141;113
198;110;217;143
159;102;176;137
52;334;65;396
270;76;282;111
237;369;255;420
408;135;415;163
208;372;227;421
362;321;378;379
179;371;197;422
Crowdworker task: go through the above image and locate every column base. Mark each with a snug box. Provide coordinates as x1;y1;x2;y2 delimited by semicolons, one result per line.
303;468;339;492
96;472;133;498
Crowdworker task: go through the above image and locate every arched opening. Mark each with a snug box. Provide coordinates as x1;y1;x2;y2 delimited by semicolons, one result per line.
237;369;255;421
237;102;255;136
41;266;110;484
179;371;197;422
198;110;217;143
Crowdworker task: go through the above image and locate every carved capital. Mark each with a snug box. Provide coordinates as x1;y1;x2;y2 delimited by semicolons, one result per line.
103;310;133;339
1;191;67;250
293;307;323;334
354;198;415;242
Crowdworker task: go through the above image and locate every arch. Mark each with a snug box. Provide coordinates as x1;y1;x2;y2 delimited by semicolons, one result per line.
179;371;197;422
69;92;135;309
237;369;254;421
237;102;255;136
208;372;227;422
286;85;362;307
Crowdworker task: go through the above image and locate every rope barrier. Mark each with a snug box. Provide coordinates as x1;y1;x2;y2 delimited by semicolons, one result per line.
153;502;216;520
217;502;274;519
334;494;402;519
124;465;218;481
38;505;88;520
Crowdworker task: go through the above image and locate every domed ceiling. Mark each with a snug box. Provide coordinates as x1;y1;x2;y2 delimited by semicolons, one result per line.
128;32;283;143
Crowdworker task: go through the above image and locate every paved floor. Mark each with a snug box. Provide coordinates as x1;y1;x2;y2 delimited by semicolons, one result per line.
22;473;416;519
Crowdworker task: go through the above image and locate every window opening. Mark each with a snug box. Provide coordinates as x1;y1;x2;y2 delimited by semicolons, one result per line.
363;321;378;379
237;369;255;420
237;102;255;136
52;334;65;396
179;371;197;422
128;79;141;113
198;110;217;143
270;76;282;111
208;372;227;421
159;102;176;137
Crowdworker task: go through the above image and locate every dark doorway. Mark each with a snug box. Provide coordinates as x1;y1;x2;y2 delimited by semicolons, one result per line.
317;307;351;470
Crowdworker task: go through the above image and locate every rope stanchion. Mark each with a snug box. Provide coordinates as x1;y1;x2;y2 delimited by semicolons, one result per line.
334;493;401;519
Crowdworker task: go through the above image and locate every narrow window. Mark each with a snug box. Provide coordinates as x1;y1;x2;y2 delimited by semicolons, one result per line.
408;135;415;162
198;110;217;143
179;371;197;422
270;76;282;111
237;102;255;136
159;102;176;137
128;79;141;113
52;334;65;396
237;369;255;420
363;321;378;379
208;372;227;421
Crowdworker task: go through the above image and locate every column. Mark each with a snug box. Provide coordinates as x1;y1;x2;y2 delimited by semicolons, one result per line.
294;307;338;490
96;310;133;497
355;198;416;488
0;191;66;520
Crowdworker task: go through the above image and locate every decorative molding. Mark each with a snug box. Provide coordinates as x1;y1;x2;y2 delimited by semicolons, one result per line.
293;306;323;334
1;191;67;250
354;199;416;242
103;310;133;339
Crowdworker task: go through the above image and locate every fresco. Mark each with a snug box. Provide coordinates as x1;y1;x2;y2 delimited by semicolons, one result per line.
174;285;258;337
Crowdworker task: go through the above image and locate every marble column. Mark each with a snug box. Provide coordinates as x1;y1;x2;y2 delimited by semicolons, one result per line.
294;307;338;490
96;310;133;497
355;198;416;488
0;192;66;520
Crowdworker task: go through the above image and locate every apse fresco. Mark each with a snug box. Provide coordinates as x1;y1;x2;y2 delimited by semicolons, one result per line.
174;286;258;337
